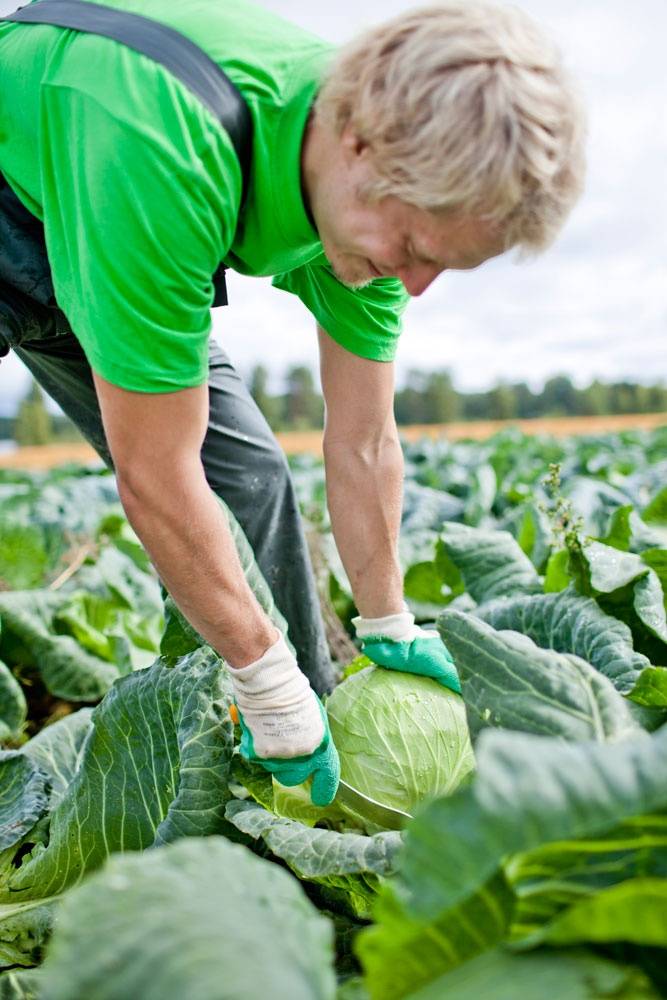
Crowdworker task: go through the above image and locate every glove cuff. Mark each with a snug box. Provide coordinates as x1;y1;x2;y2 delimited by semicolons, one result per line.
229;633;302;700
353;610;416;641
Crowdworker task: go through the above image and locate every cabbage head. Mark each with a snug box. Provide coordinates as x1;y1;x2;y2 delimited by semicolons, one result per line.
326;666;474;817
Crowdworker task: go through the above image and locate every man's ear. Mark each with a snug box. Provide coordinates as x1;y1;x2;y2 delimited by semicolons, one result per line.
340;122;370;163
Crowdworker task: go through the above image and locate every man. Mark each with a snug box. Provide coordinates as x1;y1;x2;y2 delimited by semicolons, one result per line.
0;0;584;804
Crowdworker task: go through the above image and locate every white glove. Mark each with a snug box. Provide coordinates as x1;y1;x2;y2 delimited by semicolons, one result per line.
353;609;437;642
229;634;325;758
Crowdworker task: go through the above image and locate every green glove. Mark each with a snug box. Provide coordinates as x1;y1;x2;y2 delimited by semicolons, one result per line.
354;610;461;695
232;698;340;807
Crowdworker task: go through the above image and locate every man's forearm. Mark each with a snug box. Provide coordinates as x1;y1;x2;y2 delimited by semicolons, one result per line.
324;430;404;618
117;463;277;667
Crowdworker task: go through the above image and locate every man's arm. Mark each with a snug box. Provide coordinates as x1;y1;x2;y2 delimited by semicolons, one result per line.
317;326;462;694
316;324;404;618
92;372;277;667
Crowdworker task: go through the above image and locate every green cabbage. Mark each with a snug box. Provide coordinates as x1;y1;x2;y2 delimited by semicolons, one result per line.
272;666;475;831
327;666;475;818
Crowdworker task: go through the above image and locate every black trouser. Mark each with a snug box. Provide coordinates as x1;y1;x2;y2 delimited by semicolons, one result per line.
0;173;334;694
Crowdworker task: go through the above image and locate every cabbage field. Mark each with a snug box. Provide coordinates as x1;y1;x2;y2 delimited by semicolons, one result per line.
1;425;666;999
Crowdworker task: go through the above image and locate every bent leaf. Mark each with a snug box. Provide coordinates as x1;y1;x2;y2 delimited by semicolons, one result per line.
439;609;640;741
439;523;542;602
473;590;649;695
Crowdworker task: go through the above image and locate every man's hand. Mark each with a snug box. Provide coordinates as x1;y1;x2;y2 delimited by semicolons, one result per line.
230;634;340;806
354;610;461;695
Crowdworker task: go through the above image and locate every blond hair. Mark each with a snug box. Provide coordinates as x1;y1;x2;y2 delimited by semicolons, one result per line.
315;2;586;252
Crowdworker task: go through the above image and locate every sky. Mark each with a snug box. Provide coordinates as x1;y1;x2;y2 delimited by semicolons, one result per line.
0;0;665;413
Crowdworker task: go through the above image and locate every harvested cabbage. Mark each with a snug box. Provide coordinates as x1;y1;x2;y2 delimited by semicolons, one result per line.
327;665;474;817
274;665;474;831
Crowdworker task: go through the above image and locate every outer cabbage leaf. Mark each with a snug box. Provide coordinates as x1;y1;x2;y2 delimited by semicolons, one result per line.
629;667;667;707
226;799;401;919
642;485;667;530
404;947;660;1000
392;725;667;921
0;591;120;701
357;872;513;1000
439;610;641;741
0;755;49;852
530;878;667;948
0;968;43;998
355;728;667;998
0;664;26;744
473;589;649;695
439;523;542;602
506;814;667;943
0;524;52;591
22;711;93;810
1;649;234;903
38;837;336;1000
0;900;54;971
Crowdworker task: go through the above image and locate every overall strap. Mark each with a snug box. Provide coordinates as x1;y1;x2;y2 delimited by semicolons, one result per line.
3;0;255;306
3;0;253;195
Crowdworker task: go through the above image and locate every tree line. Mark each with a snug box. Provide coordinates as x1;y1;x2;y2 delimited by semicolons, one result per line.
249;365;667;430
2;369;666;446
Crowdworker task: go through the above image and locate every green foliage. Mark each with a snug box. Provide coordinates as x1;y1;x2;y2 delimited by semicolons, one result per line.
12;382;52;447
1;429;667;995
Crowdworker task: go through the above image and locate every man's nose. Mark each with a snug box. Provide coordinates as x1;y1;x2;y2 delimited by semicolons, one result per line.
396;262;442;296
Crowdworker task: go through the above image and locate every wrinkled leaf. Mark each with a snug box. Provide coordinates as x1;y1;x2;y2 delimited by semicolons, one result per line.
439;609;640;741
440;523;542;602
226;799;400;918
473;590;649;696
2;649;234;902
0;755;49;852
0;665;26;743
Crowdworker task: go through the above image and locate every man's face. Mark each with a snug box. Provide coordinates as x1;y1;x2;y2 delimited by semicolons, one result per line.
310;128;507;295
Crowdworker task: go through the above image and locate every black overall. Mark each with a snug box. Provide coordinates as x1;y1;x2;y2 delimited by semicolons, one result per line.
0;0;334;694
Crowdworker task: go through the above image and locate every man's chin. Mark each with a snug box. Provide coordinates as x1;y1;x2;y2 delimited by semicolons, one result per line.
341;275;374;290
329;261;374;291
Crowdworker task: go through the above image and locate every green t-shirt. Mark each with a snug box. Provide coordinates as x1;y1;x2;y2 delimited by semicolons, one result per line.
0;0;409;391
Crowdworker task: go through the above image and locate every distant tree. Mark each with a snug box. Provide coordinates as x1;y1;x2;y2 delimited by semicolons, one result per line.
609;381;639;415
394;370;429;424
647;383;667;412
460;390;488;421
283;366;323;429
422;370;460;423
249;364;281;427
577;379;609;416
512;382;539;419
541;375;578;416
487;382;517;420
13;379;53;445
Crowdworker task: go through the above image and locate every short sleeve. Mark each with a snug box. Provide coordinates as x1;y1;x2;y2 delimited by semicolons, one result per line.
272;257;410;361
39;74;241;392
